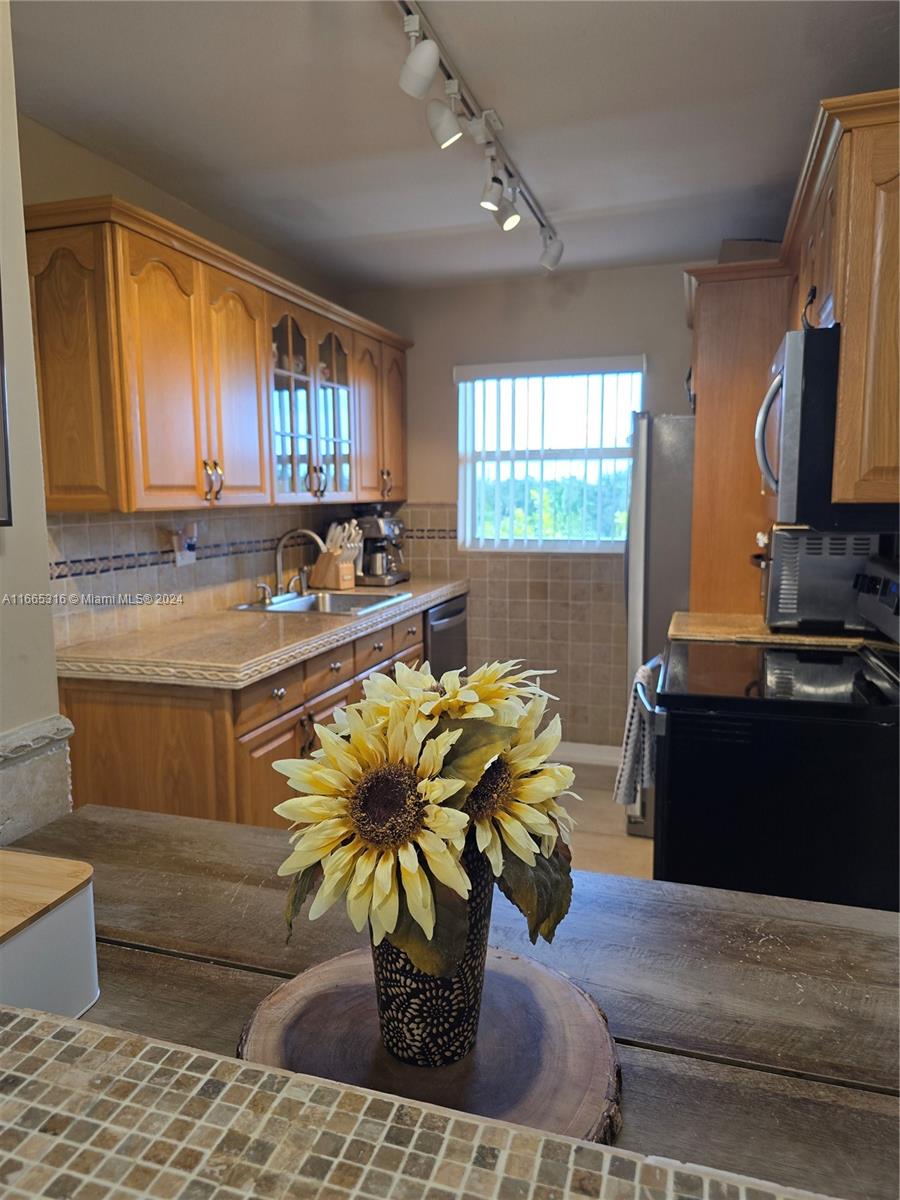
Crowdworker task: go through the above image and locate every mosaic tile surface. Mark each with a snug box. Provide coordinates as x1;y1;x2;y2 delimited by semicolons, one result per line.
0;1007;836;1200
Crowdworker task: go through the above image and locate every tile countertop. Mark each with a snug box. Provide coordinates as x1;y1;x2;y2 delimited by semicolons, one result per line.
0;1006;839;1200
55;579;468;689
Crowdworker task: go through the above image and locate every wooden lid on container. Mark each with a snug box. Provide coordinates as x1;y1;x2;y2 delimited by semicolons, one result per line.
0;850;93;944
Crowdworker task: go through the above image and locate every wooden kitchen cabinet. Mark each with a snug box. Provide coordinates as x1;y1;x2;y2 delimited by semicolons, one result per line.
353;333;408;503
235;705;311;827
831;120;899;503
381;344;408;501
313;320;355;503
202;265;271;505
683;262;794;614
60;605;434;827
781;89;899;505
268;296;318;504
25;196;411;513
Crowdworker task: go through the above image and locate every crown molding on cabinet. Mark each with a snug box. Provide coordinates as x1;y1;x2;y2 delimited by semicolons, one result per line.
23;195;412;352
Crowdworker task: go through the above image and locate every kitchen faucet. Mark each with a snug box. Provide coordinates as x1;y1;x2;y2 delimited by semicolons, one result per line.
273;528;326;596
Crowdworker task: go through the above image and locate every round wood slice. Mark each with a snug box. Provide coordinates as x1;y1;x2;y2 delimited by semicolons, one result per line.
238;947;622;1143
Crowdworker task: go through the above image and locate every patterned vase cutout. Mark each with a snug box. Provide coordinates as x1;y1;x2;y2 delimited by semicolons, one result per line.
371;841;493;1067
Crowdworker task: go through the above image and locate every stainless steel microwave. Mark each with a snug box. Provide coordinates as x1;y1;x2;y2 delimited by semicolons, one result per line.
755;326;897;532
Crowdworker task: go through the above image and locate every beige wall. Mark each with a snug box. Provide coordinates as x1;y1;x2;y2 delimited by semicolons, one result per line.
0;3;72;840
17;115;344;303
348;263;692;504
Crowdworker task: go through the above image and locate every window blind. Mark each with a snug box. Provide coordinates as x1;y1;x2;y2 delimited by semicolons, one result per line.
456;357;644;552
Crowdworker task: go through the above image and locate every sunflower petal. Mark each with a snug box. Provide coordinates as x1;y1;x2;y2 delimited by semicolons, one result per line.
398;843;435;938
495;811;538;865
415;829;471;898
423;804;468;839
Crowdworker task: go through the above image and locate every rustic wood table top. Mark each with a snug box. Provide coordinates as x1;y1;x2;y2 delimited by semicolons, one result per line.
14;806;899;1200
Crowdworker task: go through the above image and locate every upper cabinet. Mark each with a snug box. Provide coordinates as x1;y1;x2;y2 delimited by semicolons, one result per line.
354;334;408;503
782;89;899;505
25;197;411;513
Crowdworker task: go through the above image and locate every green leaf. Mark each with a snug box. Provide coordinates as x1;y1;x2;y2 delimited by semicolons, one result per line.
440;719;516;804
385;881;469;977
497;839;572;944
284;864;322;944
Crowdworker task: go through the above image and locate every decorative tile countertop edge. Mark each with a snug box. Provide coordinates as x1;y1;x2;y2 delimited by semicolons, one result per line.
55;580;469;689
0;1005;839;1200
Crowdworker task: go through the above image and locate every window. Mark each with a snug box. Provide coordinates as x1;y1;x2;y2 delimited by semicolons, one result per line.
456;356;644;551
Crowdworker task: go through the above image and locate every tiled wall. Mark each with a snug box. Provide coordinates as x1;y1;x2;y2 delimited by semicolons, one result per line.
401;504;627;747
46;506;349;648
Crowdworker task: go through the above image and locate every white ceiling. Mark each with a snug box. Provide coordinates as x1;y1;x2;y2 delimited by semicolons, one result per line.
10;1;899;288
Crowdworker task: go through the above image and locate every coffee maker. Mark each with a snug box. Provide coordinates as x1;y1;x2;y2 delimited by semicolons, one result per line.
355;514;410;587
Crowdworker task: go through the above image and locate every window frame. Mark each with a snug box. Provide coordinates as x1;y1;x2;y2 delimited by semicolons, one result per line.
455;356;645;555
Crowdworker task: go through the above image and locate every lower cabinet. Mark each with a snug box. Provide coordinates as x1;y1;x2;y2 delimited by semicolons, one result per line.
60;618;428;828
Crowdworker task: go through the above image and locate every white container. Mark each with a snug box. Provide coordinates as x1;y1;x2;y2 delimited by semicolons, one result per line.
0;851;99;1017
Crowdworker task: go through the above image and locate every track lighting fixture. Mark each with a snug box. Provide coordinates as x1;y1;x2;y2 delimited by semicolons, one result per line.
539;229;564;271
427;99;463;149
493;187;521;232
396;2;558;266
399;15;440;99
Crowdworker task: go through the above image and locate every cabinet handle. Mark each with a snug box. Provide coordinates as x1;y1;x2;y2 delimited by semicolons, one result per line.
379;468;388;499
372;641;384;652
385;469;394;497
212;460;225;500
271;686;287;700
406;626;417;636
329;661;342;672
202;459;214;501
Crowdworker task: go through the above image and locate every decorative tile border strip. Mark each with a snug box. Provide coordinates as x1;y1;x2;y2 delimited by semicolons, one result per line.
50;534;318;580
0;1006;837;1200
404;527;458;542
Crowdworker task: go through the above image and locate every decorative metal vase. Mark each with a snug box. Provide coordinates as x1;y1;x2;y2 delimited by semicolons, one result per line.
371;842;493;1067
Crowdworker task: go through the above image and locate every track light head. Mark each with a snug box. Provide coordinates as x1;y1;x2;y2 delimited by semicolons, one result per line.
426;99;463;149
493;191;521;232
539;230;564;271
480;174;504;211
399;38;440;99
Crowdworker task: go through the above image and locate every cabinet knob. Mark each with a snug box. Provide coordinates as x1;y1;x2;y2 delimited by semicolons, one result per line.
373;641;384;652
271;686;287;700
406;626;417;636
329;661;342;672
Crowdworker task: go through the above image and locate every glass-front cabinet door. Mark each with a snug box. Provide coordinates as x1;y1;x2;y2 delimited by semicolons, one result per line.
314;322;355;502
268;299;318;503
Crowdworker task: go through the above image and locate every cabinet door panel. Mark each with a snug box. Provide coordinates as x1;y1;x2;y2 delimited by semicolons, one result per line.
381;346;407;501
833;123;899;503
354;333;384;501
315;321;355;502
27;226;124;511
236;705;310;827
204;267;270;505
267;297;318;504
117;229;207;509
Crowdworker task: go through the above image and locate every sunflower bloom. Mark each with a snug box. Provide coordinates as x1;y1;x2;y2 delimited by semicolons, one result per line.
467;695;576;876
362;658;550;727
273;707;470;942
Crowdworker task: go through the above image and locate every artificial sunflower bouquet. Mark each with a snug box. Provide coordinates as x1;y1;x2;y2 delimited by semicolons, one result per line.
273;659;577;982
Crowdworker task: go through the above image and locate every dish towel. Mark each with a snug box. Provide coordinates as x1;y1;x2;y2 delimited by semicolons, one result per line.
613;662;656;808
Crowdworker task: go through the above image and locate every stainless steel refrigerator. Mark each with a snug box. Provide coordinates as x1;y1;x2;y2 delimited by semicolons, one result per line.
624;412;695;837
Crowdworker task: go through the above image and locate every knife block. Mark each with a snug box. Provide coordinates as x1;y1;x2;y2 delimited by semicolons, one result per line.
309;552;355;591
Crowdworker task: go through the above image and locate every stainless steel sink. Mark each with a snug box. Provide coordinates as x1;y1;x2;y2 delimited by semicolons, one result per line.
234;590;412;616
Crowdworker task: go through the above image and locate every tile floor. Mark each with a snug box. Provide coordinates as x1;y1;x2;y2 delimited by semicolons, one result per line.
566;764;653;880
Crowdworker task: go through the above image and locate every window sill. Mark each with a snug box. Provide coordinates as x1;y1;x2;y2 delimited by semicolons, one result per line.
459;542;625;556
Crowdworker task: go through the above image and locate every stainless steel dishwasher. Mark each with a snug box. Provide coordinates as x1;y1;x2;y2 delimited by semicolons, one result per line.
424;595;468;676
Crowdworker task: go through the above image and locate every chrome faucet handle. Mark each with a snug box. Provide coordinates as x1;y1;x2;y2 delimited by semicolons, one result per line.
287;565;312;596
256;582;274;606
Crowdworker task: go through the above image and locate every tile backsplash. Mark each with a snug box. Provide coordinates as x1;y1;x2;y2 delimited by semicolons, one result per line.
400;504;627;747
46;502;628;747
46;505;348;648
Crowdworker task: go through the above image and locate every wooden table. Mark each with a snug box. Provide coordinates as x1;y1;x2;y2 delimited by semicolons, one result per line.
14;806;899;1200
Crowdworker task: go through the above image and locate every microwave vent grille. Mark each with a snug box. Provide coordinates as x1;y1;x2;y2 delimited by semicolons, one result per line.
776;536;801;614
769;667;795;698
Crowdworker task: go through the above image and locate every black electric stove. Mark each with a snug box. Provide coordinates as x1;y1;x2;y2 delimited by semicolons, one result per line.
652;639;899;911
